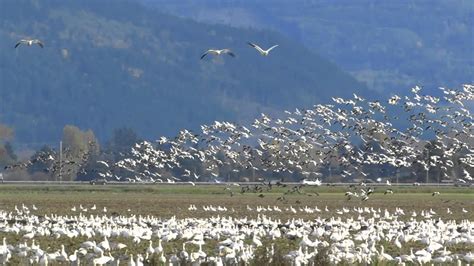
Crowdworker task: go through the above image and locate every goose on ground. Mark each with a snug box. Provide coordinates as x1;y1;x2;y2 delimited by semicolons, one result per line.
247;42;278;56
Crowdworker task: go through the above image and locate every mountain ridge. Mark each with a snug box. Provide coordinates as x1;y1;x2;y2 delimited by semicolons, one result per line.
0;0;370;148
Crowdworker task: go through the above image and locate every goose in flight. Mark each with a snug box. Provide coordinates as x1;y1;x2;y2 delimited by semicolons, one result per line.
15;39;44;48
247;42;278;56
200;49;235;59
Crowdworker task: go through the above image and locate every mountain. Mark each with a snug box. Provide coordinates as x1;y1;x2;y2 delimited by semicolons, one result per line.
0;0;369;148
145;0;474;93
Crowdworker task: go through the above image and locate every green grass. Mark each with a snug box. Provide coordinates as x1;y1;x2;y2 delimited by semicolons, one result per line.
0;184;471;220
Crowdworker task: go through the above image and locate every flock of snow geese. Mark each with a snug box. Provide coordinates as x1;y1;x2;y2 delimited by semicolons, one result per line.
100;85;474;188
11;37;473;189
10;36;474;265
0;204;472;265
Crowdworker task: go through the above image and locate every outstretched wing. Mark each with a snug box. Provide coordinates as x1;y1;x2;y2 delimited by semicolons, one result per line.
247;42;265;54
15;40;26;48
267;44;279;52
223;49;235;57
200;51;209;60
35;40;44;48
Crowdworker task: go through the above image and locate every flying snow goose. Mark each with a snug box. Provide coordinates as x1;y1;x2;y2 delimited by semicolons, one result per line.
15;39;44;48
200;49;235;59
247;42;278;56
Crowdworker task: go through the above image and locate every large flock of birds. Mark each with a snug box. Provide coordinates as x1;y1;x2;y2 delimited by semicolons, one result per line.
101;85;473;186
7;28;474;266
0;204;472;265
5;84;473;189
10;37;473;186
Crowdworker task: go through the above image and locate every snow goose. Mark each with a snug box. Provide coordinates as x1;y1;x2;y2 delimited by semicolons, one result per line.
93;250;112;265
378;246;393;261
200;49;235;59
247;42;278;56
464;252;474;263
154;239;163;254
15;39;44;48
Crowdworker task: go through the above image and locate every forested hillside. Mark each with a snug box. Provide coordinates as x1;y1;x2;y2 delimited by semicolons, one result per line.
0;0;368;148
147;0;474;93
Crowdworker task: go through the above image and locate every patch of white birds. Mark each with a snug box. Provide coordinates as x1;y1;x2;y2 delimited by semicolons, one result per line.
0;204;472;265
102;85;474;187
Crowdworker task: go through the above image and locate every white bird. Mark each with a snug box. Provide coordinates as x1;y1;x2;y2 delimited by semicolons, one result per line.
179;243;189;260
68;250;78;263
23;232;35;239
200;49;235;59
158;252;166;264
154;239;163;254
301;179;322;186
92;250;111;265
464;252;474;263
247;42;278;56
252;234;263;247
97;161;109;168
128;254;135;266
146;240;154;256
15;39;44;48
378;246;393;261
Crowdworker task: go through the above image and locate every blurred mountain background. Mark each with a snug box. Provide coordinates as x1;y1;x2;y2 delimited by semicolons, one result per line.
1;0;370;149
0;0;472;181
145;0;473;93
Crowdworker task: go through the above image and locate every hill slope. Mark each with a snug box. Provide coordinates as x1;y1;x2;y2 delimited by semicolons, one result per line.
0;0;369;147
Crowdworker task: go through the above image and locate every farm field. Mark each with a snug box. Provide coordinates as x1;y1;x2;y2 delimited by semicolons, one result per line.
0;184;472;265
0;184;472;219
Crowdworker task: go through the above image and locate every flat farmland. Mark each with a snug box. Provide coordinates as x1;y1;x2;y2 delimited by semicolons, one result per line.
0;184;472;265
0;184;471;220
